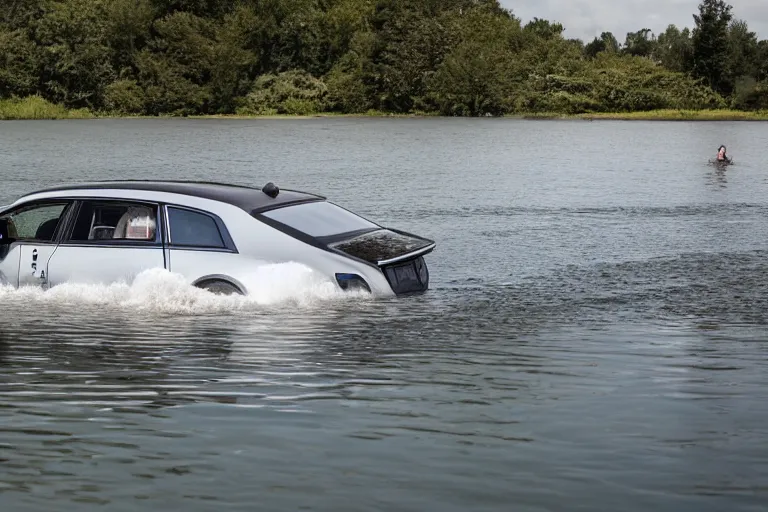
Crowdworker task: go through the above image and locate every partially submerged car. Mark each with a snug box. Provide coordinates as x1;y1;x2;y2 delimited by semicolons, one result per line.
0;181;435;296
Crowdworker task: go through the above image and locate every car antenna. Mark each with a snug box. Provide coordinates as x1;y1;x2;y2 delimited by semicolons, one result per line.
262;182;279;198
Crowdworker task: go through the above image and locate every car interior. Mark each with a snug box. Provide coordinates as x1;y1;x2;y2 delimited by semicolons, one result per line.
69;203;158;242
0;211;59;259
0;217;17;241
0;212;57;242
35;218;60;240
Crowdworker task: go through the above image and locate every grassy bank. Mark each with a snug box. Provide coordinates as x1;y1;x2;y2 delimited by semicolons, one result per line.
186;110;439;119
0;96;92;120
574;109;768;121
521;109;768;120
0;98;433;119
3;97;768;121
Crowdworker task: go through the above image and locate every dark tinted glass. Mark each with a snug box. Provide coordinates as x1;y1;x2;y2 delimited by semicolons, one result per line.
261;201;378;237
168;207;225;248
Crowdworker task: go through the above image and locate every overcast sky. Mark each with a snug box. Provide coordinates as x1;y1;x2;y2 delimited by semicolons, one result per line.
501;0;768;43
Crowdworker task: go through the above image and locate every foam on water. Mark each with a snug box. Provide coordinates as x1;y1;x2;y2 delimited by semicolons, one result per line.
0;264;371;315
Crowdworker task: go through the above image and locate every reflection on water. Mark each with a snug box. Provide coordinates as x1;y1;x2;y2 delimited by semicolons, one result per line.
1;119;768;512
707;167;729;188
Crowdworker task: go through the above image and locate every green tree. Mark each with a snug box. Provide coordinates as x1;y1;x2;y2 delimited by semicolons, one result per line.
238;0;327;76
585;32;620;58
0;27;41;97
426;9;523;116
148;0;238;19
313;0;375;75
323;31;375;113
372;15;452;112
523;17;564;40
35;0;115;108
428;39;512;116
2;0;46;29
103;0;154;76
691;0;733;94
653;25;693;73
136;11;216;114
209;6;259;113
727;19;758;82
623;29;655;57
757;40;768;82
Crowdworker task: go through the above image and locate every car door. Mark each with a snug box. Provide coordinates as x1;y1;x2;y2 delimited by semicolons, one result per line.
46;199;167;287
164;204;240;285
0;200;73;288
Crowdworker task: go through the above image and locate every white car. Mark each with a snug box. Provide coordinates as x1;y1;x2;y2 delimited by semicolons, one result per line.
0;181;435;296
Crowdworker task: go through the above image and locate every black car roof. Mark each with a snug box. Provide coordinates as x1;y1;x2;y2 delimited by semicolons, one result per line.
19;180;326;214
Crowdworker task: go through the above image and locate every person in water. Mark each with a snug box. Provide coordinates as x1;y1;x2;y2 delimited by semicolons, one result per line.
716;145;730;162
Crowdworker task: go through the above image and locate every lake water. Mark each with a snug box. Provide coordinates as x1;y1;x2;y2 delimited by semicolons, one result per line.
1;118;767;512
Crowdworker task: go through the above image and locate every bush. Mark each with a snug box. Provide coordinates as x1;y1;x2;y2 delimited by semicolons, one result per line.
516;55;727;114
103;79;146;114
236;70;328;115
731;78;768;110
0;28;41;98
0;95;92;120
136;51;209;116
324;62;371;113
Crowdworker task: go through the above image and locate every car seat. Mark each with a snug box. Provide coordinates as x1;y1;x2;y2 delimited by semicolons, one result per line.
113;206;156;240
34;218;60;241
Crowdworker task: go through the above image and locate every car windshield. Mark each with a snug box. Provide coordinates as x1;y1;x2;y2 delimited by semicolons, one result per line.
260;201;379;238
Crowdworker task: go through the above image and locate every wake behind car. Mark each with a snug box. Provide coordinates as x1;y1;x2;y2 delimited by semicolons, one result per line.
0;181;435;296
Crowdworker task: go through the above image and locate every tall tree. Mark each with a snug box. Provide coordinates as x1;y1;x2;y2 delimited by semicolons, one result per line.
727;19;758;82
35;0;116;108
757;40;768;82
103;0;154;76
623;28;655;57
523;17;564;40
2;0;46;29
691;0;733;94
585;31;619;58
653;25;693;73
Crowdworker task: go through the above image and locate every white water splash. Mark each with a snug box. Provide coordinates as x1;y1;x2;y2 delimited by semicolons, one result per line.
0;264;371;315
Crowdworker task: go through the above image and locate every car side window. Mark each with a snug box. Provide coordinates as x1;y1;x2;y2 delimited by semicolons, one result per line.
68;201;159;242
167;207;225;248
0;203;68;241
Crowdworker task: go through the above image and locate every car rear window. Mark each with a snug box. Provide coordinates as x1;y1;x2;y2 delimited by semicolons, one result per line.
260;201;378;238
168;207;225;248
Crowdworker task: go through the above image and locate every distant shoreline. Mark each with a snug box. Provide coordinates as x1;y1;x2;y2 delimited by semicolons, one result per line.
5;112;768;122
2;97;767;122
7;111;765;121
526;110;768;121
186;110;768;121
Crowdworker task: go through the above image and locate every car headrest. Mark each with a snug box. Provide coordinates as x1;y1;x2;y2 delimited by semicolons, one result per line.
35;218;60;241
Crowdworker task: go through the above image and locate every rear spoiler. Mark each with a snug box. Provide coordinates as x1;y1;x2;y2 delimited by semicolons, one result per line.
377;242;436;266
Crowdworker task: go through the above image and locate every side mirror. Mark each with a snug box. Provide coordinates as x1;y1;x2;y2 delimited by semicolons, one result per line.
0;218;13;245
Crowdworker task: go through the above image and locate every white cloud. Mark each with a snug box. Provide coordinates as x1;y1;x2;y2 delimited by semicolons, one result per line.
501;0;768;42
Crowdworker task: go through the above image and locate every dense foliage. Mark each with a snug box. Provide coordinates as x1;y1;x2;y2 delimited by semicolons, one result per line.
0;0;765;116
